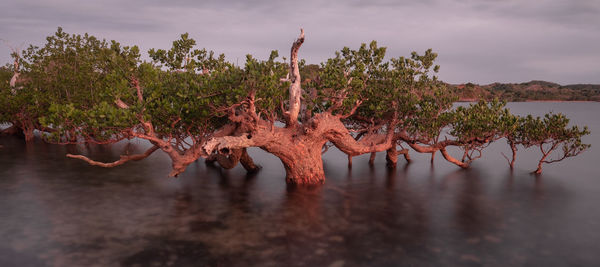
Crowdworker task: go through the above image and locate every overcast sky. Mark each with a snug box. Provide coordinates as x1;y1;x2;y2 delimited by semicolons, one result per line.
1;0;599;84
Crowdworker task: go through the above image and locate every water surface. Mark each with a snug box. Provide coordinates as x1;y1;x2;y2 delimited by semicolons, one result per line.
1;102;599;266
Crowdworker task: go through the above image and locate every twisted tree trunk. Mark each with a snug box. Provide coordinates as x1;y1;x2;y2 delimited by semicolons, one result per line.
276;141;326;184
203;111;395;184
192;29;394;183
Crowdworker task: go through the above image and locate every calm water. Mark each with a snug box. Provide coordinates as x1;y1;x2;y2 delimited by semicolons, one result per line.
1;102;599;267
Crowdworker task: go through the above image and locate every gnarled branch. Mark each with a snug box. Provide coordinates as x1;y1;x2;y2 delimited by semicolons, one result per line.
321;115;395;156
67;145;159;168
440;147;469;168
203;133;256;156
285;28;305;126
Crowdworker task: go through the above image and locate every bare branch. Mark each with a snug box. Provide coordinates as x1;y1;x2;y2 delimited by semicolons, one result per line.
67;145;159;167
339;99;363;119
115;98;129;109
203;133;255;156
1;40;23;91
132;75;143;103
285;28;305;126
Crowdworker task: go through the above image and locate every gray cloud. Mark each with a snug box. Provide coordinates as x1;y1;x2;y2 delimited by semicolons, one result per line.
1;0;599;84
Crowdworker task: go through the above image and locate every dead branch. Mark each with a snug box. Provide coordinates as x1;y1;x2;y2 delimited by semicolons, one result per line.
285;28;305;126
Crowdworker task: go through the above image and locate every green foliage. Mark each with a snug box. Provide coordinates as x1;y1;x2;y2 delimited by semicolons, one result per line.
300;64;320;82
1;28;590;172
311;41;387;116
142;35;289;136
0;82;40;125
514;113;590;157
451;99;518;142
139;63;238;135
313;42;458;144
311;41;452;129
242;51;289;118
4;27;140;142
148;33;228;73
404;85;457;141
0;66;14;123
40;101;136;142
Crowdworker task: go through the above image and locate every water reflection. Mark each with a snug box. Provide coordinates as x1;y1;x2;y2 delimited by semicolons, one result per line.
1;102;600;266
452;169;490;236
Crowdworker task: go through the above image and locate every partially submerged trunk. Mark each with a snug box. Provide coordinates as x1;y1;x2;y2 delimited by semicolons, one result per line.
398;134;469;169
239;148;261;172
385;147;410;168
203;118;329;184
23;127;34;142
509;141;517;169
203;112;394;184
202;30;395;184
385;148;396;168
440;148;469;169
276;142;326;184
369;152;376;165
12;120;35;142
533;162;544;174
532;143;559;174
533;144;552;174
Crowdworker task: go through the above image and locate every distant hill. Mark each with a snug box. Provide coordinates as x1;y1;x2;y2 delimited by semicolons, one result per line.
300;64;599;102
450;80;600;102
